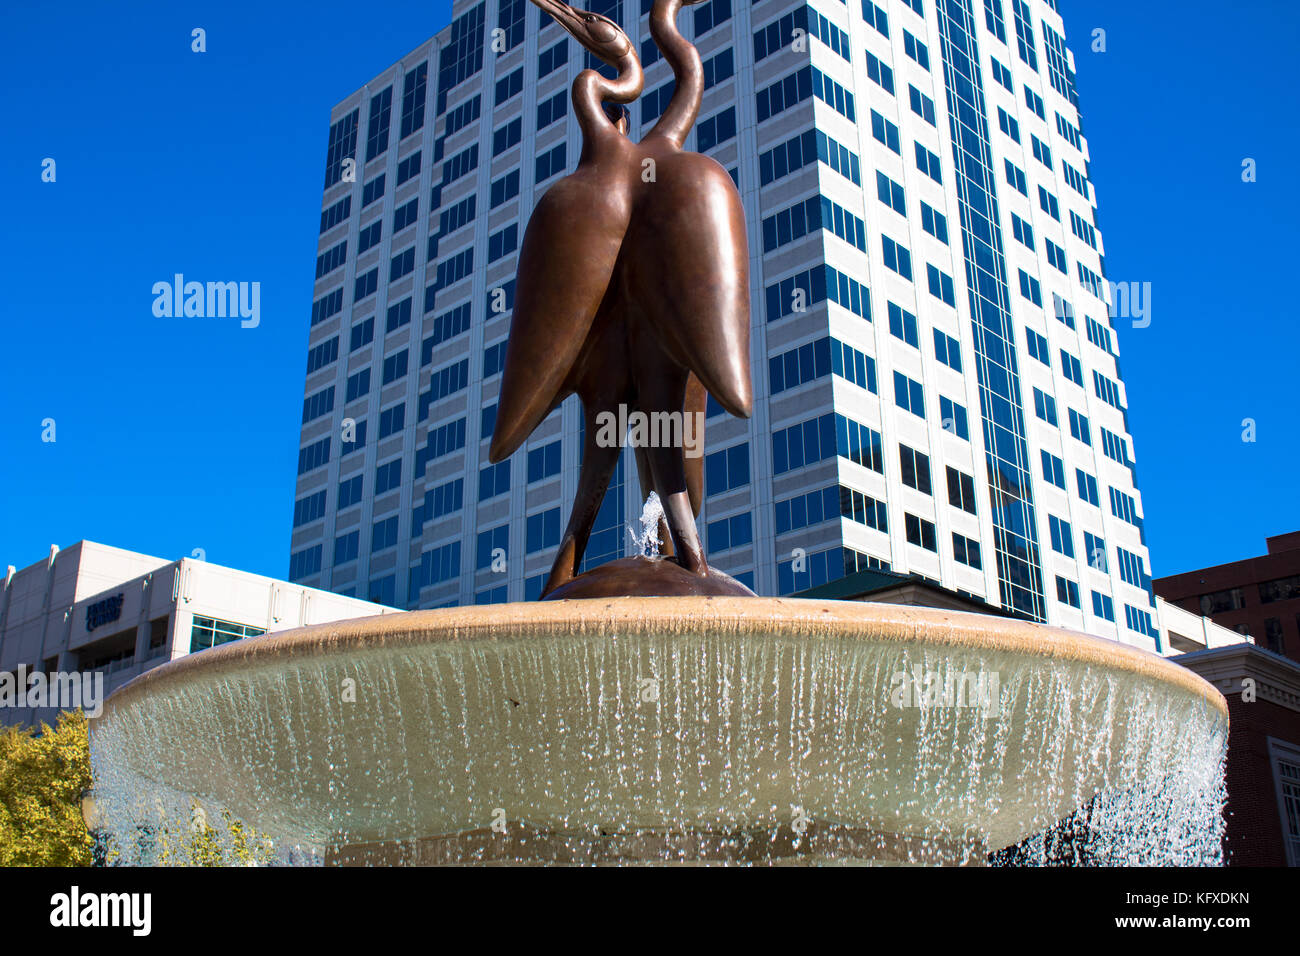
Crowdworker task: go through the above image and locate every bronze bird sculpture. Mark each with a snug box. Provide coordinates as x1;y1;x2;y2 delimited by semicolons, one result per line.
626;0;751;566
489;0;752;598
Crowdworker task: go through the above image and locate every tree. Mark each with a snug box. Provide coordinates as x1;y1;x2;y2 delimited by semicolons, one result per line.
0;711;93;866
0;710;275;866
153;805;276;866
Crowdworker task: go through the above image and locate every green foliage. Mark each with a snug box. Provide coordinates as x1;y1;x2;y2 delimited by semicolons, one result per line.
0;710;274;867
153;804;276;867
0;710;93;866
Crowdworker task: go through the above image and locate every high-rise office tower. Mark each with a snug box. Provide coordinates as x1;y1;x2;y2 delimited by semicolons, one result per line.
289;0;1163;651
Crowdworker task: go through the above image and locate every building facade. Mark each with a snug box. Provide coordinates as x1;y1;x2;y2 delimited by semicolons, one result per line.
289;0;1163;650
1155;531;1300;664
798;566;1246;659
0;541;397;728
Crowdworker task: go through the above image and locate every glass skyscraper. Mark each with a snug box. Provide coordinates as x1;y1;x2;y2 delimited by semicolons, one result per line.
289;0;1162;651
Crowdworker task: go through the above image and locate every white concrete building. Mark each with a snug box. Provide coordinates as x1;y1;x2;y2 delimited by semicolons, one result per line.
0;541;398;727
1157;596;1250;656
288;0;1172;652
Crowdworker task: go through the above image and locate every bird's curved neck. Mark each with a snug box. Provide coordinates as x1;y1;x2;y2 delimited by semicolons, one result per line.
645;0;701;149
574;54;643;157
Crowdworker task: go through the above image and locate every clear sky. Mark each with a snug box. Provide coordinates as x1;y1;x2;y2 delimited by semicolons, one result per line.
1;0;1296;582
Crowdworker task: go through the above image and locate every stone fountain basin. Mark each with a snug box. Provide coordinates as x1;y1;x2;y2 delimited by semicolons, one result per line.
90;598;1226;865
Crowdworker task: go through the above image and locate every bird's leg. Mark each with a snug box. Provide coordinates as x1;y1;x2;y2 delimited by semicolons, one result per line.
682;373;706;518
647;443;705;574
633;375;705;558
641;372;706;575
633;444;674;558
541;404;622;597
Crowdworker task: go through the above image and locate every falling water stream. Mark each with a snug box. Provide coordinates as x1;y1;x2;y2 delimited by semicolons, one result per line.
88;600;1228;866
628;492;665;558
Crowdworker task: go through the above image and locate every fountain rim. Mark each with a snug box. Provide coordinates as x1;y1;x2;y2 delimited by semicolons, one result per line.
95;596;1227;720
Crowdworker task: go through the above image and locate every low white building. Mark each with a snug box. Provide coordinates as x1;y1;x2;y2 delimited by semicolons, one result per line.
1156;595;1250;656
0;541;399;727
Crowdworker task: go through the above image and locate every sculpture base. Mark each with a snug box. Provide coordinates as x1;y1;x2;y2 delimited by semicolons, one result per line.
542;555;757;600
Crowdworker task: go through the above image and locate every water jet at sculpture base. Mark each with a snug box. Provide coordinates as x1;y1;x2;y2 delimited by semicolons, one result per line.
88;598;1227;866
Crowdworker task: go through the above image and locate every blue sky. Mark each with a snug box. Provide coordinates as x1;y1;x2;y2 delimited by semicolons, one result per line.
0;0;1296;582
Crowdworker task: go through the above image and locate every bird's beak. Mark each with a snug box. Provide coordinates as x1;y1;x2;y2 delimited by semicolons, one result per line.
528;0;585;36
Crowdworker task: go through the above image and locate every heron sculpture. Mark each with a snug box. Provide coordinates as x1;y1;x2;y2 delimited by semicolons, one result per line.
489;0;752;598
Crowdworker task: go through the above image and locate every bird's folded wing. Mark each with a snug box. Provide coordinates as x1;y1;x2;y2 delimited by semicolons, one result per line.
490;177;632;462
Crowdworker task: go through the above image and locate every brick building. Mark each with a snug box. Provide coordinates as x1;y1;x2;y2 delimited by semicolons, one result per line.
1155;532;1300;663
